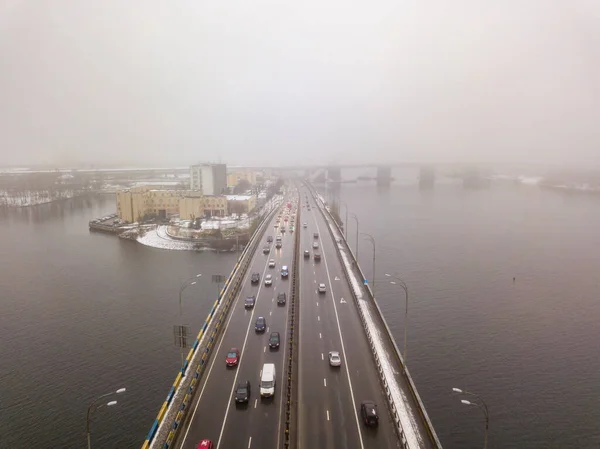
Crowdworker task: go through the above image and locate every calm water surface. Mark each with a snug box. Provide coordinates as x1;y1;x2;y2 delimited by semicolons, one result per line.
1;178;600;448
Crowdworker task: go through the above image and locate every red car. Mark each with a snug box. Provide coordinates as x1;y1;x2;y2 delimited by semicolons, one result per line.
197;440;214;449
225;348;240;367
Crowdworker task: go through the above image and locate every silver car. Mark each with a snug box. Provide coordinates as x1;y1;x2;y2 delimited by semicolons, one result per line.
269;259;276;268
313;242;319;249
265;274;273;286
328;351;342;367
318;283;326;293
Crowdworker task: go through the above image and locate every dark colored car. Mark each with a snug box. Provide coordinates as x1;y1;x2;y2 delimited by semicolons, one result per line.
251;272;260;284
235;380;251;403
255;316;266;332
275;242;282;249
267;236;273;243
269;332;280;348
277;292;287;305
314;253;321;261
313;233;319;239
360;401;379;427
263;246;270;254
245;295;256;309
225;348;240;367
304;250;310;259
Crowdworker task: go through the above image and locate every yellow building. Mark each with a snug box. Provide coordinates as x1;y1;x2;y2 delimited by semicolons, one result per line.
226;195;257;215
227;170;257;188
116;186;201;223
180;195;228;220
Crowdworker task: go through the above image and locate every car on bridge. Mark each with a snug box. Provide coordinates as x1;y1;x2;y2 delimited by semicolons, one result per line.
303;222;307;228
267;235;273;243
304;250;310;259
251;272;260;284
263;246;270;254
328;351;341;367
312;242;319;249
255;316;266;332
280;265;289;278
225;348;240;367
264;274;273;286
313;232;319;239
245;295;256;309
196;440;214;449
314;252;321;262
269;332;280;349
360;401;379;427
276;241;282;249
318;283;326;293
269;259;276;268
277;292;286;305
235;380;251;404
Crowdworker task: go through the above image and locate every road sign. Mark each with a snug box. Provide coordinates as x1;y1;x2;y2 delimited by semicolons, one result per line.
340;297;347;304
363;279;368;285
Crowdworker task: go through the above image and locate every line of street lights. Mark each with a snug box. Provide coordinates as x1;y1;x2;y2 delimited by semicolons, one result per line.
86;387;126;449
452;388;490;449
178;273;202;373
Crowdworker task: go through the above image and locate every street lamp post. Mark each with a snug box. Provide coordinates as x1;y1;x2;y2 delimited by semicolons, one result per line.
339;201;348;237
86;387;126;449
385;274;409;365
452;388;490;449
360;233;376;295
178;274;202;370
349;213;359;261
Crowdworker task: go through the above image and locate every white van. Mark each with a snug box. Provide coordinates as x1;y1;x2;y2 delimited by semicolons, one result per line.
260;363;276;397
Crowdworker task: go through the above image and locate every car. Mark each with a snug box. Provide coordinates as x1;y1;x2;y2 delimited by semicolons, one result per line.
313;233;319;239
196;440;214;449
255;316;266;332
267;236;273;243
318;283;326;293
269;259;276;268
360;401;379;427
251;272;260;284
263;246;270;254
226;348;240;367
269;332;280;349
328;351;341;367
314;252;321;261
274;223;278;228
245;295;256;309
277;292;287;305
264;274;273;286
284;217;288;222
276;242;282;249
303;223;307;228
281;227;286;233
280;265;289;277
304;250;310;259
235;380;251;403
313;242;319;249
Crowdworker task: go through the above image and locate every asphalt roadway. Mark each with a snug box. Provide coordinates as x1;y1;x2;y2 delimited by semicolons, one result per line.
177;195;296;449
297;185;399;449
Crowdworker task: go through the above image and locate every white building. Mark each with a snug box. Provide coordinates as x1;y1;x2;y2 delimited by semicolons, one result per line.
190;164;227;195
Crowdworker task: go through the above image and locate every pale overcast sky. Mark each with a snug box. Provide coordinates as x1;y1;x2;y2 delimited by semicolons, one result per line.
1;1;599;168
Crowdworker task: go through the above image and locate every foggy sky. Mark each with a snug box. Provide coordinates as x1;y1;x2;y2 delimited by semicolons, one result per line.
1;1;599;168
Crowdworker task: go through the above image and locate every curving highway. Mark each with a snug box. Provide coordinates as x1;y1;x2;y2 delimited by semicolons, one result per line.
297;185;399;449
175;194;297;449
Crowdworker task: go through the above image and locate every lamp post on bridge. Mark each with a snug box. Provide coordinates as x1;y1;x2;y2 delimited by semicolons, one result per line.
452;388;490;449
86;387;126;449
384;274;409;366
360;233;376;296
338;200;348;237
349;212;359;261
176;274;202;373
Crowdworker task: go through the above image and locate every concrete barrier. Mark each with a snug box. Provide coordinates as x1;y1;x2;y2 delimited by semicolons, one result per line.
142;197;282;449
306;183;442;449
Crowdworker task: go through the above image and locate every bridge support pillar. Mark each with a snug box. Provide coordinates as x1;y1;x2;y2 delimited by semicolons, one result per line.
419;166;435;189
376;166;392;186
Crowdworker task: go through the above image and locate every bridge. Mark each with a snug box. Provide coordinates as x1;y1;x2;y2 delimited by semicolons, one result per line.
142;182;441;449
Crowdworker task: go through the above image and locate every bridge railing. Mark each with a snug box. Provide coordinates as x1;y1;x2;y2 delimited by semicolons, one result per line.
306;183;442;449
142;196;281;449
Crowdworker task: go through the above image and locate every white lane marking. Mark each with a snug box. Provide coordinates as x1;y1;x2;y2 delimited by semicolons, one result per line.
317;302;319;307
272;297;274;302
311;199;366;449
248;436;252;448
264;346;266;353
314;279;316;283
254;399;258;408
324;378;327;387
319;333;322;339
318;316;320;321
270;311;272;316
327;410;330;421
321;353;324;360
267;327;270;333
181;219;277;447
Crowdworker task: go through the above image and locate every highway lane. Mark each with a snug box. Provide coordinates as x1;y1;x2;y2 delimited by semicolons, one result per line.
298;186;400;449
177;198;298;449
298;201;362;449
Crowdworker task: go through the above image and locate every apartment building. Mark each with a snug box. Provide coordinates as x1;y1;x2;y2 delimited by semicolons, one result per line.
190;164;227;195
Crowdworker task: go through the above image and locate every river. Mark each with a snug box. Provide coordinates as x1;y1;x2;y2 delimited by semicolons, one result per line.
1;177;599;448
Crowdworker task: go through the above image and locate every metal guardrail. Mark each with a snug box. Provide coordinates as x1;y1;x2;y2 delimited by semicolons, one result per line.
283;192;300;449
306;183;442;449
141;198;281;449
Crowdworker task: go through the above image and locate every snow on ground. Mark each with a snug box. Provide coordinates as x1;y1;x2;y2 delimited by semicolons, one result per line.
0;189;77;207
136;225;198;251
318;191;425;448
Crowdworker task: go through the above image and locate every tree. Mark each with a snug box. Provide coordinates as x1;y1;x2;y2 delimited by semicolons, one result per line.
233;179;252;194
